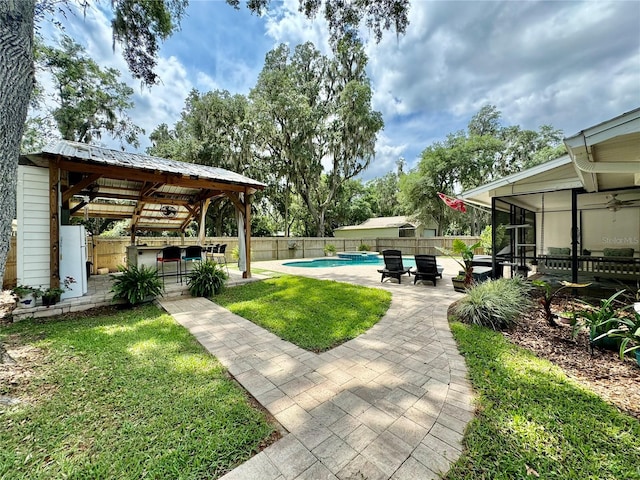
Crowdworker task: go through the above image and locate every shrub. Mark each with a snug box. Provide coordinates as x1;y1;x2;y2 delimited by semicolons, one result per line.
453;277;534;330
571;290;627;350
324;244;337;255
358;243;370;251
186;260;227;298
111;264;164;305
593;303;640;360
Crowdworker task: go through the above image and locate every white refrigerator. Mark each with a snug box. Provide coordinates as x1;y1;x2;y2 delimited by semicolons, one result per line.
59;225;88;300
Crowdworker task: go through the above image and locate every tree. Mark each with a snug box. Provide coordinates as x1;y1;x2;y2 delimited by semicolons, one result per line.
230;0;409;45
148;89;263;236
364;169;404;218
0;0;36;285
0;0;187;283
325;178;373;234
251;39;383;236
37;35;143;147
399;105;565;236
0;0;410;282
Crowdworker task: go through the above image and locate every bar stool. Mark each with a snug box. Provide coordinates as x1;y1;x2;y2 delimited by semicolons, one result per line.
156;246;182;284
182;245;203;274
205;244;220;259
214;243;229;274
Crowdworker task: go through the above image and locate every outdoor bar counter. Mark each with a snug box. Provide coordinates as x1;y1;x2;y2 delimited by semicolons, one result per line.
126;245;203;271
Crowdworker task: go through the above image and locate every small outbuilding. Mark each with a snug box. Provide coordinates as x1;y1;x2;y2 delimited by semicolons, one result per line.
333;216;437;239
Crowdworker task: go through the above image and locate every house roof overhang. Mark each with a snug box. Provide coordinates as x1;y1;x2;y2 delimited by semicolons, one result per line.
564;107;640;193
21;140;266;231
460;155;582;211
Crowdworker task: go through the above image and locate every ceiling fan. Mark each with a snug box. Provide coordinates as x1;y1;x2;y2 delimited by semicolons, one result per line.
160;205;178;217
582;193;640;211
603;193;640;212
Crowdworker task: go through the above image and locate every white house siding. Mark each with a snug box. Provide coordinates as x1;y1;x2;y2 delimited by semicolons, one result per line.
334;227;398;239
17;165;50;288
334;227;437;239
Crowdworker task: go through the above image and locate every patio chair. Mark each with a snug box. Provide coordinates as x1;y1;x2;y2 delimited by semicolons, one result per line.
411;254;439;286
156;246;182;284
211;243;229;274
377;249;411;283
182;245;203;274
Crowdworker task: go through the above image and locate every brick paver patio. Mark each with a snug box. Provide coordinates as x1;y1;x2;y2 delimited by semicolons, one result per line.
159;258;474;480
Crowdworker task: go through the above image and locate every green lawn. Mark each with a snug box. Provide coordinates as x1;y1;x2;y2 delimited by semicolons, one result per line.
446;322;640;480
214;275;392;351
0;305;275;480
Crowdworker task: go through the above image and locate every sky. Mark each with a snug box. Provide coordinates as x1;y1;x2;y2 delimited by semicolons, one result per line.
42;0;640;181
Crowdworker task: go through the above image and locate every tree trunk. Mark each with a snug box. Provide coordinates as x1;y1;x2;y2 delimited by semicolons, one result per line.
317;209;325;238
0;0;35;282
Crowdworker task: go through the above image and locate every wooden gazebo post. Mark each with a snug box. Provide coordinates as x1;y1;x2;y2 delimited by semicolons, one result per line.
198;198;210;245
49;159;60;289
244;188;252;279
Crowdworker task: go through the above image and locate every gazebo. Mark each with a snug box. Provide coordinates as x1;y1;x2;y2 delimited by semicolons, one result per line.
18;140;266;291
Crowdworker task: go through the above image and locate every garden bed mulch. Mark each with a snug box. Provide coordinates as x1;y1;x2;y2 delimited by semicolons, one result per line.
504;298;640;420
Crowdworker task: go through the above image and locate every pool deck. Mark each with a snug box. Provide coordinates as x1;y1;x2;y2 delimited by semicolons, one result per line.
160;257;474;480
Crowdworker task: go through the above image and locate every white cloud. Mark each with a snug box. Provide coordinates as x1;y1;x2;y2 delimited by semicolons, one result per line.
263;0;332;54
364;0;639;171
368;134;407;178
35;0;638;179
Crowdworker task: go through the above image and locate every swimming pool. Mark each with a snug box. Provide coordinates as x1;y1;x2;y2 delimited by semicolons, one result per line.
284;256;418;269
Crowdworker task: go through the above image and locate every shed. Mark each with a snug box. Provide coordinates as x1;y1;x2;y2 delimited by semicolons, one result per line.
18;140;266;291
334;216;437;239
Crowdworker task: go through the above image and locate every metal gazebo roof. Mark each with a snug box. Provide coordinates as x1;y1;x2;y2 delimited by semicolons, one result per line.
22;140;266;231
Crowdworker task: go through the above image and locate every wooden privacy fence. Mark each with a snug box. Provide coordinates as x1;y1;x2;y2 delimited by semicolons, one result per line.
87;236;482;273
3;237;17;289
4;235;481;282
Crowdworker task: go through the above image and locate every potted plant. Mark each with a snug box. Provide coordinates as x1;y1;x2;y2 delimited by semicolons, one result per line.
592;302;640;366
572;289;626;351
40;276;77;307
531;280;591;327
186;260;227;298
287;240;298;259
41;287;65;307
231;245;240;265
437;239;482;289
358;243;370;252
110;264;163;306
230;245;253;266
451;275;467;293
12;285;40;308
324;244;337;256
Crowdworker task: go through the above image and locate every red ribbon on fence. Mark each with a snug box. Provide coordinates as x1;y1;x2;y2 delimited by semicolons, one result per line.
437;192;467;213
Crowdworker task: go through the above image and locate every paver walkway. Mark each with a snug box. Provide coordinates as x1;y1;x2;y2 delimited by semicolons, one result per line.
159;259;474;480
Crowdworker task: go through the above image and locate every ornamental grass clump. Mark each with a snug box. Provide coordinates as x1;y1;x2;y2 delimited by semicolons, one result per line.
186;260;227;297
453;276;533;330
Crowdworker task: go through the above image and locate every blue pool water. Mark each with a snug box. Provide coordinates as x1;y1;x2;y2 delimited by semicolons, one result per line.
284;256;418;269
